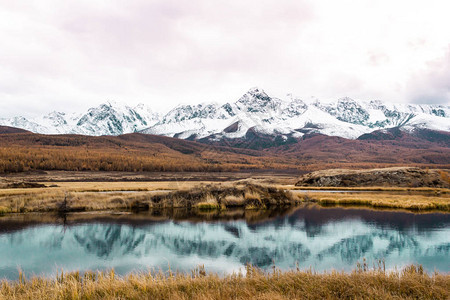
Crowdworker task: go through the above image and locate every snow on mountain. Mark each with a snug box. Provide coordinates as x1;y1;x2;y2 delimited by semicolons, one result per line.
1;88;449;140
142;87;449;141
0;102;160;136
0;116;51;134
75;101;161;135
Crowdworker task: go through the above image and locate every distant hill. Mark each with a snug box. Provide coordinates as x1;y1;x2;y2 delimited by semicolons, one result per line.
0;126;30;134
0;126;448;173
358;127;450;147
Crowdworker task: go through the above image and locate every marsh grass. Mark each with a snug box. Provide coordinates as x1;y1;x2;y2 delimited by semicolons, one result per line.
0;265;448;300
0;181;449;214
196;193;220;210
303;192;450;211
222;195;245;207
0;182;296;214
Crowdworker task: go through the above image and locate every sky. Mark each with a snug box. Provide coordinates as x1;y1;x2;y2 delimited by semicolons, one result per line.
0;0;449;117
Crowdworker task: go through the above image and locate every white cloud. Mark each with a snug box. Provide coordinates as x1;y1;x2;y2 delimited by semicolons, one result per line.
0;0;449;117
407;46;450;105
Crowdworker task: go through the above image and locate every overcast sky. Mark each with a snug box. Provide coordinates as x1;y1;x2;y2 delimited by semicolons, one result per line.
1;0;449;117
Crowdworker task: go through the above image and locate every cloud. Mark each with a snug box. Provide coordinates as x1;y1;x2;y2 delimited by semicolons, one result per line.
407;46;450;105
367;51;390;66
0;0;449;117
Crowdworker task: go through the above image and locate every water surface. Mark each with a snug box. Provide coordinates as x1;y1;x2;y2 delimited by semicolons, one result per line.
0;205;448;280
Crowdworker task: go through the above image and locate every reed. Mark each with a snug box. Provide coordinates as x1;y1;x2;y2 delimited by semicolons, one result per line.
305;192;450;211
196;193;220;210
0;265;448;300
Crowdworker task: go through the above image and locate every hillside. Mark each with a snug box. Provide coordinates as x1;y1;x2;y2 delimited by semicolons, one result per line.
0;127;449;173
0;131;293;173
270;131;450;167
0;126;31;134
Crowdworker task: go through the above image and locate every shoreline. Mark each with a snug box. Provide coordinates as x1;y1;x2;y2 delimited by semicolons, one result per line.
0;181;449;215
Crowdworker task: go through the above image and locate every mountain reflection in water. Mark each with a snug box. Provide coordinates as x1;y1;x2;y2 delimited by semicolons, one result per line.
0;205;448;280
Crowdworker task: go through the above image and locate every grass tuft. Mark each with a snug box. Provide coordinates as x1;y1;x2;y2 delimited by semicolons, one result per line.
0;265;448;299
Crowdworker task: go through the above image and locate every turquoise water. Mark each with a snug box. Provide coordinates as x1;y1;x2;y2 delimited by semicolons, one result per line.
0;205;448;280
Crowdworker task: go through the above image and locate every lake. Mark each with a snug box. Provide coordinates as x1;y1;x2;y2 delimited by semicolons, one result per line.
0;205;448;280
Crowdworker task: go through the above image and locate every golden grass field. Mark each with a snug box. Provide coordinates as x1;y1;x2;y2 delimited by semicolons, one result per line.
0;181;449;214
0;181;203;214
292;190;450;211
0;265;448;300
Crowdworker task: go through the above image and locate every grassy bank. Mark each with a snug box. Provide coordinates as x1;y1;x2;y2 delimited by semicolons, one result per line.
1;180;449;214
0;182;299;214
296;191;450;211
1;265;448;299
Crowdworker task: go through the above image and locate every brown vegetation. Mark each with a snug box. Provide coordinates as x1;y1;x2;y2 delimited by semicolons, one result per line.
5;182;47;189
0;126;30;134
0;130;449;174
143;183;297;210
0;179;448;214
296;191;450;211
0;265;448;300
0;182;297;214
0;132;284;173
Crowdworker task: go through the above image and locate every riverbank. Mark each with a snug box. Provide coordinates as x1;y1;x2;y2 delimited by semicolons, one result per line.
0;182;299;214
0;181;449;214
1;265;448;300
296;190;450;211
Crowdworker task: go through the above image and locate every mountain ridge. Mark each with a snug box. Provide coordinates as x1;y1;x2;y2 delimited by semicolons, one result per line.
1;88;449;142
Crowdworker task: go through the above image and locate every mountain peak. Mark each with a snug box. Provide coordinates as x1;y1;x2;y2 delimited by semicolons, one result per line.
336;97;359;106
246;87;266;95
235;87;279;113
1;90;449;140
238;87;271;103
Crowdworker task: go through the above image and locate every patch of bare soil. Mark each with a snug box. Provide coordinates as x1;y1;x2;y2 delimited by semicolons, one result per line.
5;182;47;189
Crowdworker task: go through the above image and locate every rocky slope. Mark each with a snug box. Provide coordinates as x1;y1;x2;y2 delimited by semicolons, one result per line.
295;167;450;188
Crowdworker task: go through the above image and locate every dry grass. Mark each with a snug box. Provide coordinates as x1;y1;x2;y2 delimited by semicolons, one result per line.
222;195;246;207
0;188;172;213
298;191;450;211
196;193;220;210
1;181;449;214
0;265;448;300
0;181;212;213
45;181;199;192
153;183;296;210
0;182;296;214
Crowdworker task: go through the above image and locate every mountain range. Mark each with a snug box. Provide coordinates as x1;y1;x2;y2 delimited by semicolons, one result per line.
1;88;449;145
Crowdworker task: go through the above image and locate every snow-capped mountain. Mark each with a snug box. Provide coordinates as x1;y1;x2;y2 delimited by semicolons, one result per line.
0;102;160;136
1;88;449;140
142;87;450;141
